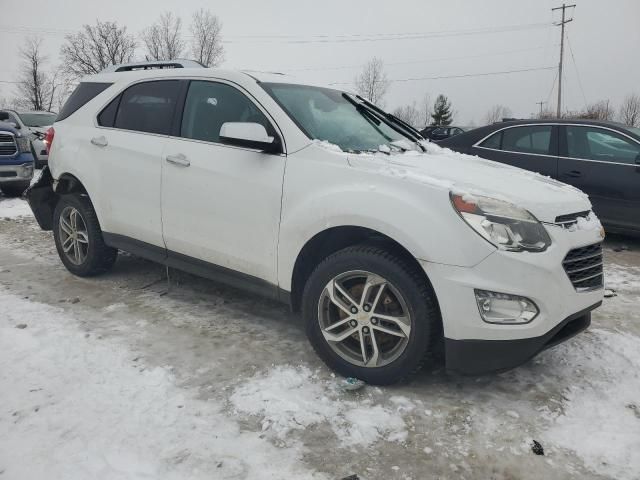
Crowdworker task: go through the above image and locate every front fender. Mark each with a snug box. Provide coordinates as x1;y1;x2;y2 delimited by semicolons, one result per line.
277;146;494;291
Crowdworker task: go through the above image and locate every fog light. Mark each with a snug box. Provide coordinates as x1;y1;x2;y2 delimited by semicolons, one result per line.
18;163;33;178
474;290;538;324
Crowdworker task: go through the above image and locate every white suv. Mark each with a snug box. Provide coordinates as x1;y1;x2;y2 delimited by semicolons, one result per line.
27;62;605;384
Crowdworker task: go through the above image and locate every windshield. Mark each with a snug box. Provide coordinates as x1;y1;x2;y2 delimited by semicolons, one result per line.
18;112;57;127
623;125;640;138
262;83;410;153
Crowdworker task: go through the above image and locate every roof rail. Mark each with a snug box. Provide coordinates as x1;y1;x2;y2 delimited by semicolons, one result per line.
100;59;206;73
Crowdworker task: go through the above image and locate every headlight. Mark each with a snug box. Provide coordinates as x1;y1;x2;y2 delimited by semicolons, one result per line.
16;136;31;154
450;192;551;252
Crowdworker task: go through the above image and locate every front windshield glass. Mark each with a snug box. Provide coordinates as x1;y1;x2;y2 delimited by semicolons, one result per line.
18;112;57;127
623;125;640;138
262;83;409;152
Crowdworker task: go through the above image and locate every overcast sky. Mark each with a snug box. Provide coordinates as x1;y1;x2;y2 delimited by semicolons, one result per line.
1;0;638;125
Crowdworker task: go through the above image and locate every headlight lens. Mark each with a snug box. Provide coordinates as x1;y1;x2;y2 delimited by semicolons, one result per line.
16;136;31;153
450;192;551;252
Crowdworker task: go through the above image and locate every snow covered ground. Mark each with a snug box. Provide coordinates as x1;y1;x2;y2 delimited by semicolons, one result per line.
1;196;639;479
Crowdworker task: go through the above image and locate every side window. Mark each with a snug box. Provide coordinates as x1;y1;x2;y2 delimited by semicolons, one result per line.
566;126;640;164
57;82;112;121
480;131;502;149
113;80;180;135
502;125;552;155
180;81;273;144
97;95;121;127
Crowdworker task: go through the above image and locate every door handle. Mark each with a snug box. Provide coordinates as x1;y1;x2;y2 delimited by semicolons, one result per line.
165;153;190;167
90;136;108;147
564;170;582;178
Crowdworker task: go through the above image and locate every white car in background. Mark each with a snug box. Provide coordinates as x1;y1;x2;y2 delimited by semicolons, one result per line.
27;61;604;384
0;109;57;168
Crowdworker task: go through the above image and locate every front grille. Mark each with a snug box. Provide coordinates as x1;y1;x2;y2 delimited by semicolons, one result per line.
0;171;17;178
562;243;604;291
555;210;591;228
0;133;17;156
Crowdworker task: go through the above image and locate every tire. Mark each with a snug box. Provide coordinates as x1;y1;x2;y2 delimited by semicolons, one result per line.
0;182;30;197
53;194;118;276
302;245;441;385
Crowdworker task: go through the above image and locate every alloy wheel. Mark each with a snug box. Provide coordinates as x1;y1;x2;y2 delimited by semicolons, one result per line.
58;206;89;265
317;270;412;368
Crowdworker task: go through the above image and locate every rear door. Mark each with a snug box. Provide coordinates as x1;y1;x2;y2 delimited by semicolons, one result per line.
91;79;181;252
558;125;640;232
473;124;559;177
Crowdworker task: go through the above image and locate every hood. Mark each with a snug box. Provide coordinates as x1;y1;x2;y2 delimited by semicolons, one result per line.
344;142;592;224
0;121;20;135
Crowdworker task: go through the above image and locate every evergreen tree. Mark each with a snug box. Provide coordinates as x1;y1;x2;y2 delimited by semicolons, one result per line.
431;94;453;126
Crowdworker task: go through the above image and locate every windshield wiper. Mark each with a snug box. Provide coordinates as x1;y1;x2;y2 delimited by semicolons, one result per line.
355;95;426;143
342;93;397;143
343;93;425;152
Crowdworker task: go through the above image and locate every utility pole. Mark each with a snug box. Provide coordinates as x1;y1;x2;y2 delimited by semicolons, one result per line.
552;3;575;118
536;100;546;117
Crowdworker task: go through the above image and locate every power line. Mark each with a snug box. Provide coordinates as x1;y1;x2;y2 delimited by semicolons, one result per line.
329;65;556;85
0;22;552;44
279;45;554;73
566;33;588;110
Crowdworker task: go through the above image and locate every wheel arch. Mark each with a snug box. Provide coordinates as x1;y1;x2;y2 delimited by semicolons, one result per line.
54;172;89;195
289;225;438;314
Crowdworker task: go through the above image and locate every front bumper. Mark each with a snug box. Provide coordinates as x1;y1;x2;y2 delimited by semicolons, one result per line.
445;303;599;374
421;223;605;373
0;156;34;183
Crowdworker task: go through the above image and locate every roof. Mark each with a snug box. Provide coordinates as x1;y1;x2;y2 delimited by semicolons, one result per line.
439;118;640;147
81;67;343;93
100;59;205;73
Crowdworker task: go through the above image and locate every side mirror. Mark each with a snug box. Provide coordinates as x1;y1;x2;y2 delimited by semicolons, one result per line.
8;122;19;129
219;122;281;153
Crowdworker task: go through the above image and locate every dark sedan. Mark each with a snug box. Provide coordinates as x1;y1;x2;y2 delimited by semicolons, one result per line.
421;125;465;142
439;119;640;235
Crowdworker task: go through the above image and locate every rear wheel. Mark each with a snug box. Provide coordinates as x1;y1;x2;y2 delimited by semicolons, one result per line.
302;245;441;385
0;182;30;197
53;194;118;276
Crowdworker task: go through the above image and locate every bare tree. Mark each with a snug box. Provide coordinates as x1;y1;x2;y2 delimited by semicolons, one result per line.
143;12;185;61
354;57;390;105
392;102;421;128
15;37;60;111
190;9;224;67
61;21;136;78
619;93;640;127
483;104;512;125
419;93;431;128
569;100;615;121
536;109;556;120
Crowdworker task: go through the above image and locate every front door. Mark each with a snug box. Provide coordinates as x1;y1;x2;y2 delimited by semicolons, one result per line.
558;125;640;232
161;80;286;286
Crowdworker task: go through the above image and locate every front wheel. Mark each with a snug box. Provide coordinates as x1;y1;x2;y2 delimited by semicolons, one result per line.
302;245;441;385
53;194;118;276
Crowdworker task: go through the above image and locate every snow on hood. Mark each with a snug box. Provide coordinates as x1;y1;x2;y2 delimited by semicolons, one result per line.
340;140;591;223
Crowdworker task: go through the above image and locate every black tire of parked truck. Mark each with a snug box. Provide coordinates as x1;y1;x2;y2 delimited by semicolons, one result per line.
302;244;442;385
0;182;30;197
53;194;118;277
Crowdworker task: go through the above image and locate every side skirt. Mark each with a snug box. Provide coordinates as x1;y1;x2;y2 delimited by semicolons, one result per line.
103;232;291;305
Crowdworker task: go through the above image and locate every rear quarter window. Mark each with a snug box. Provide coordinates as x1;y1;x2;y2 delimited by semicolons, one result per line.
112;80;180;135
57;82;113;121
